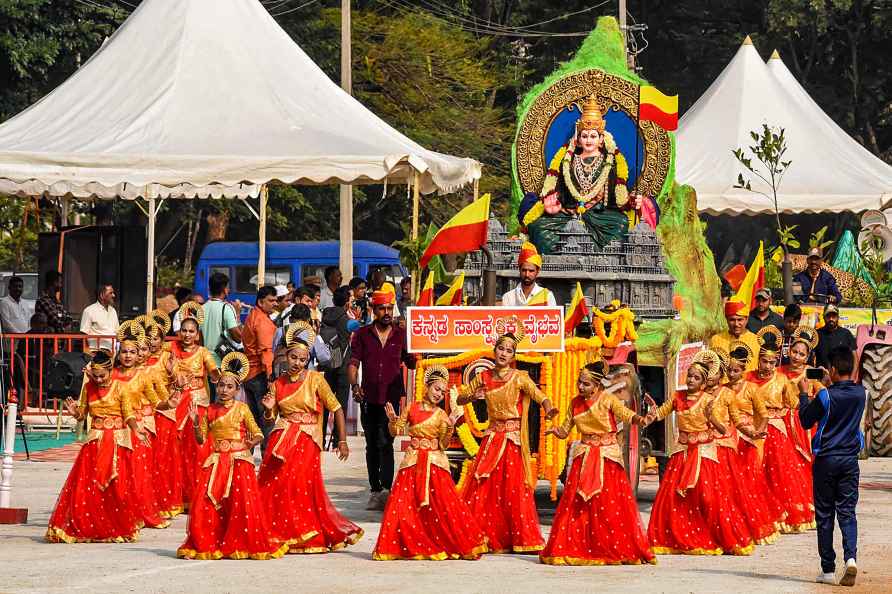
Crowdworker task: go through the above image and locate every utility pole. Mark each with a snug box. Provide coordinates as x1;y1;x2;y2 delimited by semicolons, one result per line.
339;0;354;280
618;0;634;69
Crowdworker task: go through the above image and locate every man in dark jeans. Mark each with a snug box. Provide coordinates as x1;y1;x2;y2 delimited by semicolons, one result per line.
321;286;354;447
797;346;866;587
348;290;415;511
242;286;278;448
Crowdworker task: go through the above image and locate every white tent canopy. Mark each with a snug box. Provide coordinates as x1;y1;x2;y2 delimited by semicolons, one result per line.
676;37;892;215
0;0;480;198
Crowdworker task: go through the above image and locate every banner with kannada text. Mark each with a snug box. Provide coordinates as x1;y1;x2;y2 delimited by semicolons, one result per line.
407;306;565;353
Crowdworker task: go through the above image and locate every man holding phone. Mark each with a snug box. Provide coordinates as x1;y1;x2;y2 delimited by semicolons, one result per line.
797;346;866;587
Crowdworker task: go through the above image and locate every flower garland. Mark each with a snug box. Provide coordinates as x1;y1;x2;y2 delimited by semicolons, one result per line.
591;305;638;347
455;423;480;457
463;401;489;436
455;458;474;492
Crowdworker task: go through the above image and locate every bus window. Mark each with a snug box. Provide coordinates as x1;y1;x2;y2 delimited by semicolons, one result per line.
234;266;290;292
367;264;404;285
301;264;360;286
209;266;231;281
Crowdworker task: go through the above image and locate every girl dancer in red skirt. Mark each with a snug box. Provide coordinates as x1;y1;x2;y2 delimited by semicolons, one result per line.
779;326;821;469
116;321;168;529
706;347;779;545
46;351;146;543
540;359;655;566
178;353;287;560
139;311;185;518
170;302;220;494
373;365;488;561
258;323;363;554
748;326;816;533
646;356;754;556
457;324;559;554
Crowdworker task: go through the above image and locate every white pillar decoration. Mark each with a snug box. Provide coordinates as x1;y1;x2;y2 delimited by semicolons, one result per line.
0;391;18;509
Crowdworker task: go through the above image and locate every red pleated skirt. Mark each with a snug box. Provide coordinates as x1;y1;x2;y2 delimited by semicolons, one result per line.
735;439;786;528
541;456;654;565
258;427;363;553
153;413;185;518
45;432;142;543
763;424;815;532
179;402;211;495
177;458;287;560
460;437;544;553
130;430;169;528
373;461;487;560
647;448;754;555
716;445;778;544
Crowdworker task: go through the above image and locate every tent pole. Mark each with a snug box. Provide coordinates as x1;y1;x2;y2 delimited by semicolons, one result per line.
258;185;268;289
60;197;69;227
145;192;156;314
339;185;353;280
411;170;420;300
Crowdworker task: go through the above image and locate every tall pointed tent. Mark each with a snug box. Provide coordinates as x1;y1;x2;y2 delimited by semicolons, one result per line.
0;0;481;307
676;37;892;214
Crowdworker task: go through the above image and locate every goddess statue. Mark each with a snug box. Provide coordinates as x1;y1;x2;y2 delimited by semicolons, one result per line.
518;96;633;254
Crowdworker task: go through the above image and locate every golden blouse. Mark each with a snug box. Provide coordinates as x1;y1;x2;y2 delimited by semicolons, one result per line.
171;344;217;405
727;379;767;431
198;401;263;444
265;371;340;450
390;404;452;472
654;391;713;434
557;391;636;436
77;379;135;421
460;369;547;422
750;371;799;412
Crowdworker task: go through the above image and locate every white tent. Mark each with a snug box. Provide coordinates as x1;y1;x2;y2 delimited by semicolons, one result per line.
0;0;481;306
676;37;892;215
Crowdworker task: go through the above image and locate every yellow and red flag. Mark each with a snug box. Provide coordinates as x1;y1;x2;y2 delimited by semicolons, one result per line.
733;241;766;311
419;194;491;269
564;282;589;335
436;272;465;306
639;86;679;131
416;272;435;306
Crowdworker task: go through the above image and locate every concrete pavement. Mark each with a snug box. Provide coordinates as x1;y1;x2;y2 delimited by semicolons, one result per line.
1;437;891;593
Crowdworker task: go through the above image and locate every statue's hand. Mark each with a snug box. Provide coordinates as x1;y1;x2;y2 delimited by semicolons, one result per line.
543;194;561;215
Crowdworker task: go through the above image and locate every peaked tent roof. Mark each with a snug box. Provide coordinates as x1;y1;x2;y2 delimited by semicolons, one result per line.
676;37;892;214
0;0;481;199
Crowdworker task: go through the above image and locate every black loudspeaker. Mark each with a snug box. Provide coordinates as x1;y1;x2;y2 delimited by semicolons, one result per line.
44;352;91;397
39;226;148;321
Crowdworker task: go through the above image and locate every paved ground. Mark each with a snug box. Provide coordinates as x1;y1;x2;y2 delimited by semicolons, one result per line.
2;437;891;594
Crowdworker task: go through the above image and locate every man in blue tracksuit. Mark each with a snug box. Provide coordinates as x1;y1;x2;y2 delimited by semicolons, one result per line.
797;346;866;587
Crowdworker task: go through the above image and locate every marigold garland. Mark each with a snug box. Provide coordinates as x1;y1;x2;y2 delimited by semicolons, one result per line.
455;423;480;457
455;458;474;492
591;306;638;347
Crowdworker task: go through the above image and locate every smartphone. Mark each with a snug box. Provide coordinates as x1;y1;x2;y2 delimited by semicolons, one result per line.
805;367;824;380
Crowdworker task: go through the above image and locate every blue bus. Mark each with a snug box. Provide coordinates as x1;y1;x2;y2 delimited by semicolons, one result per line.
194;241;406;307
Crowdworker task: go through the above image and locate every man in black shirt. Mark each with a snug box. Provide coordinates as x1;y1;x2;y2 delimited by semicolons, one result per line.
746;288;784;334
814;304;857;369
780;303;802;365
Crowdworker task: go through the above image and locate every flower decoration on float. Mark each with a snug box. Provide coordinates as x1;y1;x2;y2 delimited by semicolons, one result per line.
591;300;638;347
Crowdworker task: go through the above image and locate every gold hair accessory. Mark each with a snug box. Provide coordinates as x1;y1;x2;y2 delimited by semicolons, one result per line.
691;349;722;380
423;364;449;386
90;351;114;370
220;352;250;383
117;320;147;348
756;325;783;354
178;301;204;325
491;316;526;348
133;314;148;329
728;340;754;364
791;325;819;352
576;95;606;132
285;321;314;351
151;309;172;334
579;359;609;383
143;319;164;338
712;346;730;371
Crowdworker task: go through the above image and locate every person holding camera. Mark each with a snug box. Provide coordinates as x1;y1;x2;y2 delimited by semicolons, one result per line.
797;346;865;587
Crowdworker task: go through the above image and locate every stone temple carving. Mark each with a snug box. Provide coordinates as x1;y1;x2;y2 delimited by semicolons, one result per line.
463;216;676;320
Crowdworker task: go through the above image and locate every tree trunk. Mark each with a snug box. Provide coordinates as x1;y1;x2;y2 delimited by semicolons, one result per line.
206;210;230;242
183;208;204;275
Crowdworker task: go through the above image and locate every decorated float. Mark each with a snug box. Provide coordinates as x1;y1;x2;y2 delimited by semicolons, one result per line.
424;16;727;496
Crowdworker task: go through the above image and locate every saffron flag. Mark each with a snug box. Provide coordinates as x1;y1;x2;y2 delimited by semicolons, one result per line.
436;272;465;306
564;282;589;335
419;194;491;269
416;272;435;306
639;86;679;131
733;241;766;311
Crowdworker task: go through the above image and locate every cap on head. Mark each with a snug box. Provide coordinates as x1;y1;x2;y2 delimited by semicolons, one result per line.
807;247;823;260
824;303;840;316
755;288;771;300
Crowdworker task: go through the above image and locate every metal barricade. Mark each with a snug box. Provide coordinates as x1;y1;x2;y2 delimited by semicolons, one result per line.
0;333;116;413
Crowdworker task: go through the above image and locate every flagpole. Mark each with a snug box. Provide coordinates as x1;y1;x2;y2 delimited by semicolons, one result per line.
633;86;642;225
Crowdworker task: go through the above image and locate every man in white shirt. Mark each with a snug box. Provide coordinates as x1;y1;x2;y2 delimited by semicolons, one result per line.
80;284;119;352
319;266;342;311
0;276;30;333
501;241;557;306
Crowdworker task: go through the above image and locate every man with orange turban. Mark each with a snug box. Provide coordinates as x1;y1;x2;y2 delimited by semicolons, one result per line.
501;241;556;306
709;298;762;371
